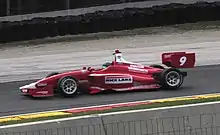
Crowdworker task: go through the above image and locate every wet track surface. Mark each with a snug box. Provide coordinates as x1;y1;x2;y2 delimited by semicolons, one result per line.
0;64;219;117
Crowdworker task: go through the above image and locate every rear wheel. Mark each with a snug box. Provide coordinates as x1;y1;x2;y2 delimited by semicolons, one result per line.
160;68;184;90
57;76;79;97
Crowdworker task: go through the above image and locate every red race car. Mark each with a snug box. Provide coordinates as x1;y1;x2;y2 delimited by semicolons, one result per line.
19;50;196;98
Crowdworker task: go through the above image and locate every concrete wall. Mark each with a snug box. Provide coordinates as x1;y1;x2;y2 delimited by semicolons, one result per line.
1;0;220;22
1;102;220;135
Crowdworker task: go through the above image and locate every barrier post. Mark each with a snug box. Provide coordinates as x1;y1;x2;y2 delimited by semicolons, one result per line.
6;0;10;16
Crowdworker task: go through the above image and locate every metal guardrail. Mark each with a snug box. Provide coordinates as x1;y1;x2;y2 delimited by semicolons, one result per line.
1;112;220;135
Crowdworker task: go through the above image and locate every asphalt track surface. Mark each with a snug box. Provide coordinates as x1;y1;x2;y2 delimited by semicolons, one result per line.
0;64;219;117
1;29;220;83
1;26;220;117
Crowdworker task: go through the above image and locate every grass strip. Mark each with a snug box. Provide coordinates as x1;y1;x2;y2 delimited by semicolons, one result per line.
1;96;220;126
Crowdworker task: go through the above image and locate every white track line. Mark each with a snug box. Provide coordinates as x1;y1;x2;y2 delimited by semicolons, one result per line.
1;93;219;118
1;101;220;128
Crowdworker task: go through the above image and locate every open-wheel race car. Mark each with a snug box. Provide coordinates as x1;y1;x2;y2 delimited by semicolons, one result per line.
19;50;196;98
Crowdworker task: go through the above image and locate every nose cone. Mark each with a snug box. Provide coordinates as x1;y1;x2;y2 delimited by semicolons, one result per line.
19;82;37;89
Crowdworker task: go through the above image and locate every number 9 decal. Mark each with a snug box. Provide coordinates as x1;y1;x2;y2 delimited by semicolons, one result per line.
180;56;187;66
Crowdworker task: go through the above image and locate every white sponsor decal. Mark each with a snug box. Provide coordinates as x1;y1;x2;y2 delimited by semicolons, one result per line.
115;84;160;91
81;70;87;73
37;83;47;87
130;64;144;68
128;67;148;73
90;84;160;91
180;56;187;66
36;91;49;94
90;86;105;91
164;54;172;58
105;76;133;84
89;73;122;77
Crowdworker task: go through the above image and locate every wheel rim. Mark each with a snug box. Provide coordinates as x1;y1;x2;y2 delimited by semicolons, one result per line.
166;71;181;87
61;78;77;94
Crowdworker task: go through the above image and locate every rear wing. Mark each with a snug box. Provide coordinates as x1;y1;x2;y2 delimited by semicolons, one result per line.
161;52;196;68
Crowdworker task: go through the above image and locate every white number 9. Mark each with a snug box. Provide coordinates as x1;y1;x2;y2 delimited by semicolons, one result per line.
180;56;187;66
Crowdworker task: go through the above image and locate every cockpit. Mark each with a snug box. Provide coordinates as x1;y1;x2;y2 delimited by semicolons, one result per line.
102;62;112;69
101;49;139;69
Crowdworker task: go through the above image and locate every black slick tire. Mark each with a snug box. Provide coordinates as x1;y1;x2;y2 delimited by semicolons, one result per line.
57;76;79;97
159;68;184;90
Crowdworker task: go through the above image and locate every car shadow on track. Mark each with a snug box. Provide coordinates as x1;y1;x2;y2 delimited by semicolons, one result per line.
21;86;194;100
84;85;193;95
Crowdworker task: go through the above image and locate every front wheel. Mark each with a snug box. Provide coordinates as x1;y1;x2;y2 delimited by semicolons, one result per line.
160;68;184;90
57;76;79;97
